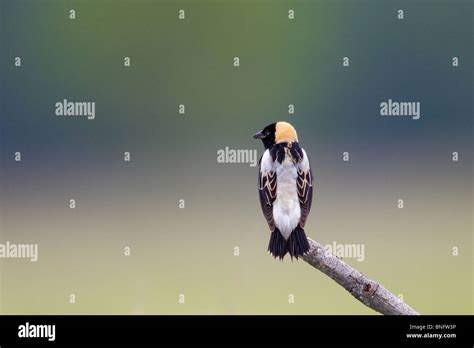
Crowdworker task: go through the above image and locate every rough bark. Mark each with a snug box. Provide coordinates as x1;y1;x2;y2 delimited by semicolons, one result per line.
302;238;419;315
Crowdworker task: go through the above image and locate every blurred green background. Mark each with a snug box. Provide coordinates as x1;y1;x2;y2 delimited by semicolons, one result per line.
0;0;472;314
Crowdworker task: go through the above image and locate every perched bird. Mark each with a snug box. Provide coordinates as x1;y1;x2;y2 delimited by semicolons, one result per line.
254;121;313;260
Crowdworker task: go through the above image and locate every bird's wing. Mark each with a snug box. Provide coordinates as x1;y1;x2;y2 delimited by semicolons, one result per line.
297;149;313;228
258;152;277;232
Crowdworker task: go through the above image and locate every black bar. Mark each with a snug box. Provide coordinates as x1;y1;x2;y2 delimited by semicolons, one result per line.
0;315;472;346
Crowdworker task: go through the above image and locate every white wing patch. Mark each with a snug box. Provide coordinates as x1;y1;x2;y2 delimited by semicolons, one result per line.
260;149;274;174
298;149;310;172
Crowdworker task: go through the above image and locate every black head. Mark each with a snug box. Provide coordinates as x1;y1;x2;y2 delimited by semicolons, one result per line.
253;123;276;149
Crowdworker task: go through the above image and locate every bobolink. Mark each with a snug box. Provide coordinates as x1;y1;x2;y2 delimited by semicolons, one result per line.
254;122;313;260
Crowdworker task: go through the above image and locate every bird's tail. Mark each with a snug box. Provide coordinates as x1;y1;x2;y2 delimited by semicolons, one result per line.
268;228;287;260
268;225;310;260
287;225;310;260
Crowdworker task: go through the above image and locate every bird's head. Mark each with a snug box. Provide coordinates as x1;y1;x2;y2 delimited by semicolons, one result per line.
253;121;298;149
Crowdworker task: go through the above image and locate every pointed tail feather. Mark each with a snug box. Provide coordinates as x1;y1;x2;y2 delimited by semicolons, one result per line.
287;225;310;260
268;228;287;260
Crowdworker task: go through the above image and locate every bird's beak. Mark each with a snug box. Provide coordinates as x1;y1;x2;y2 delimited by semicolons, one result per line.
253;130;265;139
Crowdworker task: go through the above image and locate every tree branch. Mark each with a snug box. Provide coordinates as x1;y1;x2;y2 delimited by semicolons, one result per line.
302;238;419;315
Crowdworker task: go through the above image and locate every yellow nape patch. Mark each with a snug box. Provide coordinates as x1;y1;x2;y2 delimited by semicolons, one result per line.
275;121;298;144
